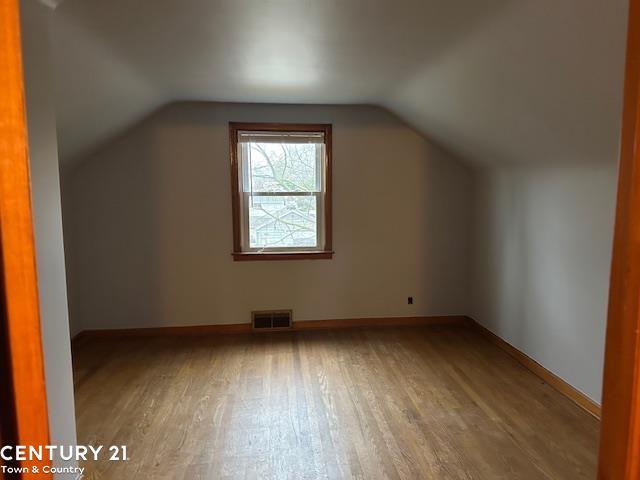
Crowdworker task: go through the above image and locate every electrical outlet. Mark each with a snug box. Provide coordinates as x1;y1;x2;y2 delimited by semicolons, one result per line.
408;296;414;305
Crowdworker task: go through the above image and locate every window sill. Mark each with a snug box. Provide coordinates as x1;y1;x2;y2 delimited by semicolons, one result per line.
232;251;334;261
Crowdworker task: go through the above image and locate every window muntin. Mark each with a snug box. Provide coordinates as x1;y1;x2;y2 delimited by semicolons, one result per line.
232;126;331;257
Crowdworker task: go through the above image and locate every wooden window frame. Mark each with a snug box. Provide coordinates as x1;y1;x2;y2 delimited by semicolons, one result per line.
229;122;333;261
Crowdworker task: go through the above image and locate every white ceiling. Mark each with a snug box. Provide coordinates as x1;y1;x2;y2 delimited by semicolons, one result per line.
50;0;629;166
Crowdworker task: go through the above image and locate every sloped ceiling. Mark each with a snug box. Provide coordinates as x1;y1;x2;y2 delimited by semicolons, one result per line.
50;0;629;166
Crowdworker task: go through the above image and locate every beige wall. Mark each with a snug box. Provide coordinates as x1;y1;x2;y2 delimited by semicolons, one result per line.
472;162;618;403
64;102;473;331
21;0;77;474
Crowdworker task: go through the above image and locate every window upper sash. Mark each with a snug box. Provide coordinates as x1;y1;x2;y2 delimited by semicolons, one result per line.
240;141;325;193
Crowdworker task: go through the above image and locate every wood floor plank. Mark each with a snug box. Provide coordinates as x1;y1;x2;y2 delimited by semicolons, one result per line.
72;326;599;479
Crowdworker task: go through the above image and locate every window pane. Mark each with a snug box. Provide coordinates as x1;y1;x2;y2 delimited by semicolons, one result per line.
244;142;320;193
248;195;317;248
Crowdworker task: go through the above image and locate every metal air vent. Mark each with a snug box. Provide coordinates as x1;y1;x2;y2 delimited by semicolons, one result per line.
251;310;292;331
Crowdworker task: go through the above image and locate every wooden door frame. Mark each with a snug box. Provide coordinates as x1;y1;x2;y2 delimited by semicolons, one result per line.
598;0;640;478
0;0;51;478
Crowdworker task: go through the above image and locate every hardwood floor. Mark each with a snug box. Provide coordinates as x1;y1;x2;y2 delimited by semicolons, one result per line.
72;326;599;479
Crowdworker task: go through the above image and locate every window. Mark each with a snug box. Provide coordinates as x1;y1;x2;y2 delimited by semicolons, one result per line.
230;123;333;260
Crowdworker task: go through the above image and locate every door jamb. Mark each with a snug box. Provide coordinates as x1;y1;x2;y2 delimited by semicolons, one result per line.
598;0;640;478
0;0;51;478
